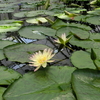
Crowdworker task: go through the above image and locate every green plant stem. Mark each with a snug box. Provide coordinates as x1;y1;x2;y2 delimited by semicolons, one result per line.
93;60;99;70
47;37;69;59
65;45;74;51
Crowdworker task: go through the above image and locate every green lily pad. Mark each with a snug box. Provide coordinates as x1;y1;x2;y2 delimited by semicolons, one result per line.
0;9;14;13
0;50;5;60
0;87;6;100
52;19;68;30
71;50;96;69
74;15;87;21
0;33;6;39
14;11;28;18
0;23;22;33
89;33;100;40
14;10;54;18
0;66;21;85
0;40;15;49
0;20;23;25
72;69;100;100
3;66;76;100
18;26;56;39
4;43;51;63
52;19;91;31
27;10;55;17
86;16;100;25
26;17;48;24
57;26;89;39
70;40;100;49
54;13;70;20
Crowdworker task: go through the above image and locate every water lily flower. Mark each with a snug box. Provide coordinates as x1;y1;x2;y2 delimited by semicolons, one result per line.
29;48;55;72
54;33;72;46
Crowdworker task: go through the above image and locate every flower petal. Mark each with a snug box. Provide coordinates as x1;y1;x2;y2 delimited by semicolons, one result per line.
34;66;41;72
42;62;47;68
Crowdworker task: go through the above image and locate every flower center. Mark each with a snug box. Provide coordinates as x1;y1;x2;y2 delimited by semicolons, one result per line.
38;57;47;64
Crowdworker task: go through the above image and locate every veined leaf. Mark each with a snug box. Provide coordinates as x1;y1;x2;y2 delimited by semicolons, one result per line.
0;66;21;85
0;87;6;100
3;66;76;100
4;43;51;63
71;50;96;69
72;69;100;100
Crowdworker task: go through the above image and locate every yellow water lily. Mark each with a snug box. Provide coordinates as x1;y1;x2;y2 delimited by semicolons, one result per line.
29;48;55;72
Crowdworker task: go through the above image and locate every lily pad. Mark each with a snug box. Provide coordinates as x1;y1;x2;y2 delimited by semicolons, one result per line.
0;20;23;25
71;50;96;69
14;11;28;18
72;69;100;100
0;50;5;60
0;40;15;49
89;33;100;40
70;40;100;49
0;66;21;85
0;23;22;33
14;10;54;18
0;87;6;100
86;16;100;25
18;26;56;39
4;43;51;63
26;17;48;24
3;66;76;100
0;33;6;39
57;26;89;39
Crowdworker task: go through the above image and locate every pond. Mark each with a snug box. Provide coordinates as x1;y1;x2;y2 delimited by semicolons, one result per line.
0;0;100;100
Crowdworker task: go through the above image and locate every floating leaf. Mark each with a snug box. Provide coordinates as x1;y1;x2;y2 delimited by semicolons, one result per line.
0;87;6;100
18;26;56;39
86;16;100;25
57;26;89;39
0;40;15;49
72;69;100;100
51;19;68;30
0;66;21;85
14;11;28;18
70;40;100;49
14;10;54;18
4;43;51;63
71;50;96;69
54;13;70;20
3;66;76;100
0;23;22;33
0;20;23;25
0;33;6;39
26;17;48;24
0;50;5;60
89;33;100;40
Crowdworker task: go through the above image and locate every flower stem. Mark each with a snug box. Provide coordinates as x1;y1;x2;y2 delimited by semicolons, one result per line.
93;60;99;70
47;37;69;59
65;45;74;51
